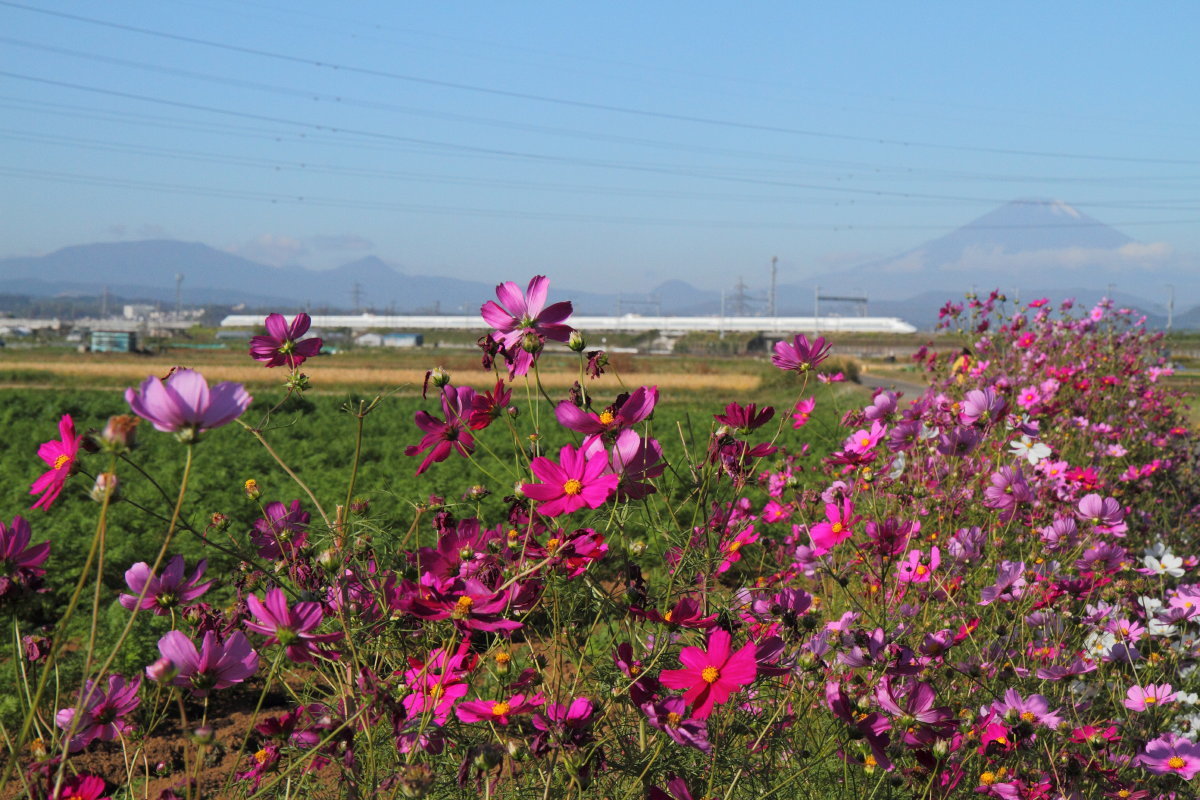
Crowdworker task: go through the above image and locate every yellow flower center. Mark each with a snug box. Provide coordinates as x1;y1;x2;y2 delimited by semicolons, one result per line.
980;772;998;786
1118;791;1131;797
254;748;270;765
831;522;844;534
563;479;584;496
859;437;870;447
491;702;511;716
701;666;720;683
429;683;445;700
599;411;615;425
1144;696;1157;704
864;755;877;768
663;610;674;622
545;538;560;551
244;478;258;492
53;454;70;470
1020;711;1035;722
495;651;512;665
452;596;474;618
915;565;928;576
1169;756;1186;770
666;712;683;727
726;541;742;553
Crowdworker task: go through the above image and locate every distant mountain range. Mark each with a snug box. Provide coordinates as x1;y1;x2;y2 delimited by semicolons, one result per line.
0;199;1190;329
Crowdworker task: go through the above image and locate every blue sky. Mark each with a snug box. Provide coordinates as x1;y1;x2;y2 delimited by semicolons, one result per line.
1;1;1197;291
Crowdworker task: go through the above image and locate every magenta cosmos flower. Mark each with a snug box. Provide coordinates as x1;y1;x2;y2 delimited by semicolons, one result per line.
152;629;258;697
0;515;50;599
126;369;252;440
244;587;343;663
53;775;108;800
480;275;574;377
772;333;831;373
406;385;477;475
659;628;757;719
119;555;211;615
554;386;658;436
809;498;861;556
29;414;81;510
249;312;323;368
456;692;544;725
55;674;142;752
1139;733;1200;779
523;443;619;517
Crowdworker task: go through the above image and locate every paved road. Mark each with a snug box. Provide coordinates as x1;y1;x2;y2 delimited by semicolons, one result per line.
858;371;928;396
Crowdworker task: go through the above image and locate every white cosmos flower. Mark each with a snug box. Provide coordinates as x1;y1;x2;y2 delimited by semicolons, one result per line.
1144;553;1185;578
1009;435;1051;465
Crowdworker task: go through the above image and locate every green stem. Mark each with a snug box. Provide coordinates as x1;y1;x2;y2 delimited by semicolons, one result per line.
239;419;332;531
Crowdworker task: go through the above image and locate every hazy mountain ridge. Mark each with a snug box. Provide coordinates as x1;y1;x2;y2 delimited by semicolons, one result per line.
0;200;1190;327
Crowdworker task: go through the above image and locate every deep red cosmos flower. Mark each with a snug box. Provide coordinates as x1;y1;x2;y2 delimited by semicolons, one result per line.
249;312;323;368
30;414;81;510
405;385;478;475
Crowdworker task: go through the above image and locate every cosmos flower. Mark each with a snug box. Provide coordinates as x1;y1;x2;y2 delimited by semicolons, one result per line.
771;333;831;373
245;587;343;663
659;628;757;719
119;555;211;615
125;369;252;440
792;397;816;428
29;414;81;510
523;443;619;517
152;630;259;697
405;385;477;475
480;276;574;376
1124;683;1177;712
55;674;142;752
642;697;711;753
456;693;544;725
809;498;860;555
0;516;50;600
249;312;323;368
555;385;658;436
1138;733;1200;779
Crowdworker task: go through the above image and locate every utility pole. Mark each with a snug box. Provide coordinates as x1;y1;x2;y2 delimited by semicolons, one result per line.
732;276;749;316
1167;284;1175;331
101;285;109;318
768;256;778;318
175;273;184;317
813;284;820;333
351;282;363;313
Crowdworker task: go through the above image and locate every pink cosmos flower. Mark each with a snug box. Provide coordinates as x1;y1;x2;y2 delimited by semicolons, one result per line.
808;498;860;556
580;429;664;500
991;689;1062;728
30;414;80;510
405;385;477;475
245;587;343;663
772;333;831;373
250;499;310;561
152;630;259;697
402;644;475;725
119;555;211;615
455;692;544;725
792;397;816;428
523;443;619;517
659;628;757;719
642;697;711;753
480;276;574;377
1016;385;1041;410
717;525;759;574
1139;733;1200;779
0;515;50;599
959;387;1007;425
125;369;252;439
896;546;940;584
1124;683;1176;712
843;420;887;456
249;312;322;369
555;385;658;436
53;775;109;800
55;674;141;752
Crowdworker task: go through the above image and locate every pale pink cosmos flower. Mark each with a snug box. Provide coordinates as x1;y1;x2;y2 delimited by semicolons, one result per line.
1124;683;1176;712
152;630;258;697
125;369;251;440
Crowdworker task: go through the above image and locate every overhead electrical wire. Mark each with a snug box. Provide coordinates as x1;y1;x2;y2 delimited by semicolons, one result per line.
3;0;1198;167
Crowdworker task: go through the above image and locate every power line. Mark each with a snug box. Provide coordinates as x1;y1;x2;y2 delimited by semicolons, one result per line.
3;0;1197;167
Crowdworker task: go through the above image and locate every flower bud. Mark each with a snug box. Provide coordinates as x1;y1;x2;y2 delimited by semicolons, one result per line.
146;656;178;683
101;415;139;451
394;764;435;798
208;512;230;532
191;726;216;746
90;472;119;503
244;478;262;500
285;372;311;393
521;332;543;354
628;540;647;556
349;496;370;515
506;404;520;419
568;330;586;352
494;650;512;674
